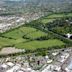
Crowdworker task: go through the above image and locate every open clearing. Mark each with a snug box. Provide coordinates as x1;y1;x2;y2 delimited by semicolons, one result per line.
15;39;65;50
24;30;47;39
40;13;72;24
46;13;72;19
2;26;47;40
41;19;55;24
0;25;65;50
3;27;37;39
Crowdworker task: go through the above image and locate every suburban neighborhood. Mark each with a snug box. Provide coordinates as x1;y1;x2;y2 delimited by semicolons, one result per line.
0;0;72;72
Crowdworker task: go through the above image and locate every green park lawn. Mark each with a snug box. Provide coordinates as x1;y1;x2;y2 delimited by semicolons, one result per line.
0;37;27;48
0;37;15;48
41;19;55;24
15;39;65;50
3;26;47;40
45;13;72;19
3;27;37;39
24;30;47;39
1;13;71;50
40;13;72;24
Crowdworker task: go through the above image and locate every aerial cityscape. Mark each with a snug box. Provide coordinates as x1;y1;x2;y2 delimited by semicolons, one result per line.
0;0;72;72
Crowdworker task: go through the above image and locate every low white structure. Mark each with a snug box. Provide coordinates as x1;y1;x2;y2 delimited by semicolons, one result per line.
65;60;72;72
52;52;58;56
66;33;72;38
58;53;69;63
0;23;12;33
65;68;70;72
6;64;21;72
42;64;61;72
0;61;36;72
1;63;8;69
6;62;14;67
42;64;53;72
47;59;53;64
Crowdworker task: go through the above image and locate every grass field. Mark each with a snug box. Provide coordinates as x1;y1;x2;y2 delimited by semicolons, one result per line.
46;13;72;19
40;13;72;24
3;27;37;39
0;25;65;50
66;13;72;17
0;37;14;48
15;39;65;50
3;26;47;40
0;13;72;51
0;26;49;49
24;30;47;39
41;19;55;24
0;37;27;48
